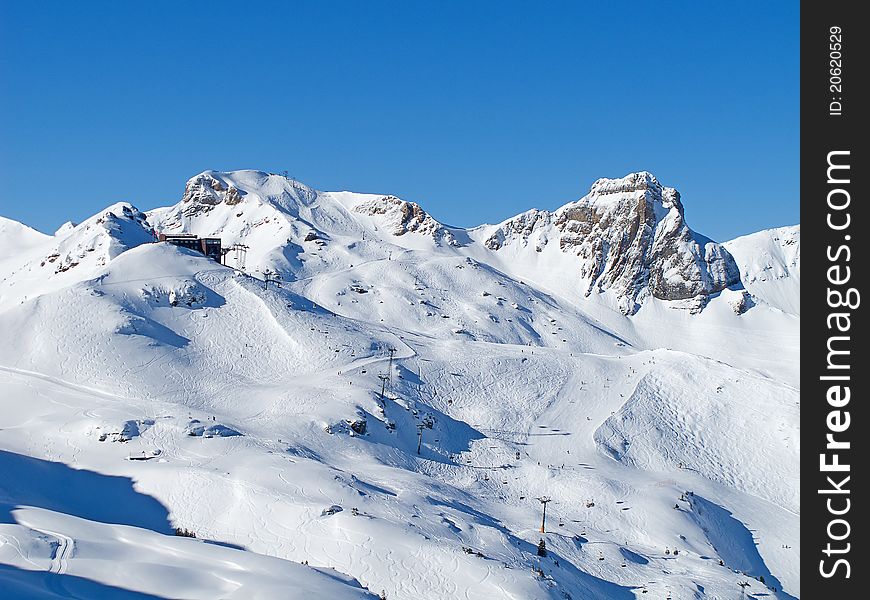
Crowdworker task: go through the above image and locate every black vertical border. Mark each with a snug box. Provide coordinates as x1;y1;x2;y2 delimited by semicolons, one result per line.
802;1;867;596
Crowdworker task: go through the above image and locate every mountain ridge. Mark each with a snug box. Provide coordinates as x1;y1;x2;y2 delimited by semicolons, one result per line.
0;169;800;324
138;169;787;316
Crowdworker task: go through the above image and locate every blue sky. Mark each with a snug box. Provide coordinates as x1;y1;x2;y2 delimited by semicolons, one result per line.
0;1;798;240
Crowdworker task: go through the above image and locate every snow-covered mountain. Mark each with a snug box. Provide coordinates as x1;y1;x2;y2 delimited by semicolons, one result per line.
477;172;740;315
724;225;800;316
0;204;154;307
0;171;800;599
148;171;739;312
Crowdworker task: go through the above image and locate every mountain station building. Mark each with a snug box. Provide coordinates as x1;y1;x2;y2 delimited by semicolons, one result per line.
158;233;223;262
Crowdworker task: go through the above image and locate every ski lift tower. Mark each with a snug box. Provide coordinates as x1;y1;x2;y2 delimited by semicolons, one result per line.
537;497;552;533
230;243;249;272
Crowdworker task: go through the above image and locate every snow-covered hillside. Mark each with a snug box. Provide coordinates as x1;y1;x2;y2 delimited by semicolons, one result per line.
724;225;800;316
1;171;799;599
0;216;50;253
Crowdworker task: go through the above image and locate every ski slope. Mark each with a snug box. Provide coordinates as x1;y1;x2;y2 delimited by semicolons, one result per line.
0;170;799;599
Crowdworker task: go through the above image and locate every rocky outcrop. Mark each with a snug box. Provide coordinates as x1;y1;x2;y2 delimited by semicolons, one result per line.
354;195;459;246
484;209;548;251
180;173;244;214
485;172;740;314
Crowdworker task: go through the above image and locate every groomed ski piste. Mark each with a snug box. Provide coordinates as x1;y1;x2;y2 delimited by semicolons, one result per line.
0;171;799;599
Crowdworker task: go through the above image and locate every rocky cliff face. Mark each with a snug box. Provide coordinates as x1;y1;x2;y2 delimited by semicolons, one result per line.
485;172;740;314
179;173;245;213
354;195;459;246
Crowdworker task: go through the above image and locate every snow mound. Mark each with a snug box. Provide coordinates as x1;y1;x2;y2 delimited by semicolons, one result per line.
594;353;799;512
186;420;242;438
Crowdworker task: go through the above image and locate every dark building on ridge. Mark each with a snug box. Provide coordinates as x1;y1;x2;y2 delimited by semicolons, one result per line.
158;233;223;262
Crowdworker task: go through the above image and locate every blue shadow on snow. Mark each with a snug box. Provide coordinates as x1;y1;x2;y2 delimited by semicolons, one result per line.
0;450;175;598
689;494;796;600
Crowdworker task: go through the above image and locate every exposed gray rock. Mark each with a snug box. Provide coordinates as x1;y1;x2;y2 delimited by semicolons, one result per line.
484;172;740;314
180;173;244;213
354;195;459;246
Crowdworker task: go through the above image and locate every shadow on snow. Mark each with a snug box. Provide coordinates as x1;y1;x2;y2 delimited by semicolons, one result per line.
0;450;173;532
0;450;175;598
688;494;796;600
0;564;166;600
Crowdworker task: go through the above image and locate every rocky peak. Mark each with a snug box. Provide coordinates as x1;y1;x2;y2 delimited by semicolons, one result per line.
181;173;244;212
590;170;659;193
37;203;154;275
486;172;740;314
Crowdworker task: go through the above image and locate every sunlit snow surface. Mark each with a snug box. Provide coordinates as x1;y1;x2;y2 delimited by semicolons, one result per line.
0;172;798;599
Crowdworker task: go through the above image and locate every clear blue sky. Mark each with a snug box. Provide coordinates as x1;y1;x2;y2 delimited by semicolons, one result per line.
0;1;798;241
